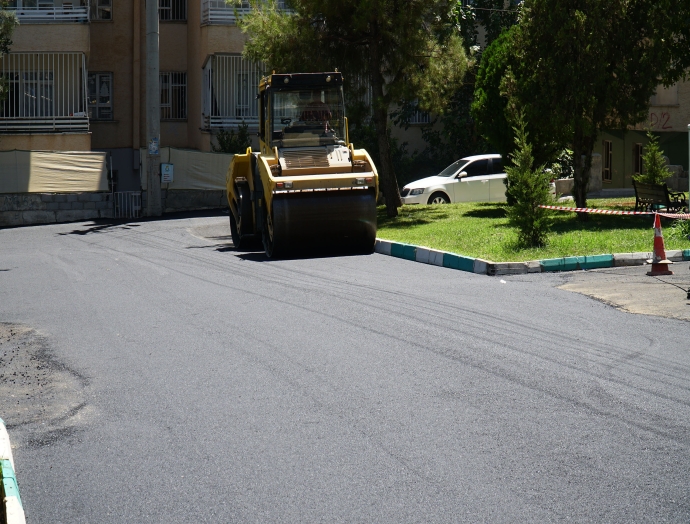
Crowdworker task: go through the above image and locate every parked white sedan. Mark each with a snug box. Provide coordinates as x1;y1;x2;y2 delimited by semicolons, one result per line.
400;154;507;205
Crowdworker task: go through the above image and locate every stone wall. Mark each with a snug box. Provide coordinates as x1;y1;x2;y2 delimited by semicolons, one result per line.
0;193;113;227
141;189;228;213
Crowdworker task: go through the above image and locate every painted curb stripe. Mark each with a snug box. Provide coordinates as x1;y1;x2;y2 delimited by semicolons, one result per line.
1;459;22;508
375;239;684;275
443;253;475;272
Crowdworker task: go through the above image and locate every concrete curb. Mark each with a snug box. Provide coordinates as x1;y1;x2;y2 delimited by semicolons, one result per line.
374;239;690;276
0;418;26;524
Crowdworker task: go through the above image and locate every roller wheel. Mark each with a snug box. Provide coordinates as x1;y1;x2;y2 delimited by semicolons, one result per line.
231;184;253;250
262;208;285;259
428;192;450;205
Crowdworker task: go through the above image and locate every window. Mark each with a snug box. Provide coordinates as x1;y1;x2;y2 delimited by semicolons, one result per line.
159;0;186;20
160;72;187;120
235;71;259;118
88;73;113;120
633;143;643;175
90;0;111;20
464;159;488;177
603;140;612;182
1;72;54;118
489;157;503;174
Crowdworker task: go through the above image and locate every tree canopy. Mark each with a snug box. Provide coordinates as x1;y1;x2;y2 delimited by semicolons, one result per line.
472;0;690;210
0;1;18;104
239;0;472;217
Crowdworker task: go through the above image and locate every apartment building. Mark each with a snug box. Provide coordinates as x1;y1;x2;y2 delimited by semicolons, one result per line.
594;81;690;189
0;0;275;191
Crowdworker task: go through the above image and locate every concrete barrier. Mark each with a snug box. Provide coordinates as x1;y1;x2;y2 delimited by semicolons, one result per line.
0;419;26;524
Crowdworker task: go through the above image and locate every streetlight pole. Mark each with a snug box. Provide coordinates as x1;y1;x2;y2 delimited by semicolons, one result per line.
145;0;162;216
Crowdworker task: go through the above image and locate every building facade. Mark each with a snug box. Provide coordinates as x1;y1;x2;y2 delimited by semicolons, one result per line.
0;0;275;191
592;81;689;189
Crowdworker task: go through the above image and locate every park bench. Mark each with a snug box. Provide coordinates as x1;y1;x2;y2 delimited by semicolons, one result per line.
633;180;688;213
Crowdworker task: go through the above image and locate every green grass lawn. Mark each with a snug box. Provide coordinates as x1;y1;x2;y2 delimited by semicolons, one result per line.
377;198;690;262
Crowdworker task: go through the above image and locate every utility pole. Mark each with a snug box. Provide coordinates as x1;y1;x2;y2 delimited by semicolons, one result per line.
145;0;162;216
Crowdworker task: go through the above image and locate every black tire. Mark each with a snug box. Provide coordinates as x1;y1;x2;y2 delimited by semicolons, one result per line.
427;192;450;205
262;206;285;259
231;184;253;250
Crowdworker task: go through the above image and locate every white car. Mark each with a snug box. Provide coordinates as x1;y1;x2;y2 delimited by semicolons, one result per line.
400;154;507;205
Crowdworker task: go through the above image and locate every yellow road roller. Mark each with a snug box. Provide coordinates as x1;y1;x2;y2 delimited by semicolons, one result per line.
226;72;379;257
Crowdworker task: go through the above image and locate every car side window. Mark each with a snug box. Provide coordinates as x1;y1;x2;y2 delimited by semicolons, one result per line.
463;159;488;177
490;158;504;174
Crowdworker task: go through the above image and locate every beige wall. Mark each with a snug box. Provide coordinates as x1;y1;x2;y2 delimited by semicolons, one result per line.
89;7;136;149
11;24;90;56
0;133;91;152
633;79;690;133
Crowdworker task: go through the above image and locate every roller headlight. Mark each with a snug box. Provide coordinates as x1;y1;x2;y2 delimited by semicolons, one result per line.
409;188;424;196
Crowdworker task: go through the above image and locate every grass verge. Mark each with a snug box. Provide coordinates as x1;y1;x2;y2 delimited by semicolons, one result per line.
377;198;690;262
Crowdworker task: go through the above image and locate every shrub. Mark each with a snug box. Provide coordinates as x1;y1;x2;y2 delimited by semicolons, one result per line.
633;131;672;186
505;115;553;247
211;122;252;154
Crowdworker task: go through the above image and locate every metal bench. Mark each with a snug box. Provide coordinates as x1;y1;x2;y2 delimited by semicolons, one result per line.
633;180;688;213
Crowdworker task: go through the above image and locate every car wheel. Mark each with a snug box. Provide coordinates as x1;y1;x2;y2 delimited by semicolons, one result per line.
427;192;450;205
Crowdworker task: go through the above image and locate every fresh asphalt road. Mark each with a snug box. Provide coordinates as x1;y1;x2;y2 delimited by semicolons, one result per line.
1;214;689;523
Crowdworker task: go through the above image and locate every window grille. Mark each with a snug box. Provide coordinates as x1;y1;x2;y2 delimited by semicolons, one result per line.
90;0;111;19
160;72;187;120
202;56;261;128
158;0;186;21
603;140;612;182
201;0;287;25
6;0;89;22
0;52;88;132
88;72;113;120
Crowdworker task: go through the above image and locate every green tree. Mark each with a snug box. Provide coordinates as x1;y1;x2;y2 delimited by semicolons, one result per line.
477;0;690;213
633;132;673;186
211;122;252;154
504;114;553;247
0;1;18;105
238;0;471;217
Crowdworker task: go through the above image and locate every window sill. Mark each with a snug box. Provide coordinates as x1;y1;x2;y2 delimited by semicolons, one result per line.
161;119;188;122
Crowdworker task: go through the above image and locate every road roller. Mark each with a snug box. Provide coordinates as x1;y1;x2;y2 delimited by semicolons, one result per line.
225;72;379;258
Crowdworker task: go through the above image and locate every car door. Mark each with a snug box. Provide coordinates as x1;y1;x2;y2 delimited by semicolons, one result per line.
452;159;491;202
488;157;508;202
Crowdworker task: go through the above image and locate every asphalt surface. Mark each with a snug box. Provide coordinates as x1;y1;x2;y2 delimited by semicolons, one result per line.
1;214;689;523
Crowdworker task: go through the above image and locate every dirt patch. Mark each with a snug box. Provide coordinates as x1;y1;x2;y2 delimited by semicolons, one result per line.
558;265;690;322
0;324;89;449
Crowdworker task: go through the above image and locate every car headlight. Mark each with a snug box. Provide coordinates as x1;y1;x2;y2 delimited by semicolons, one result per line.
409;188;424;196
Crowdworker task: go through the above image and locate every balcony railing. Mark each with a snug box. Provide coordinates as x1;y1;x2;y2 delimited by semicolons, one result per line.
5;2;89;23
0;52;89;133
202;54;262;129
201;0;288;25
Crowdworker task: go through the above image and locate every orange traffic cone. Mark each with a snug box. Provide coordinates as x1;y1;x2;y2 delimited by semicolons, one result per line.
647;213;673;276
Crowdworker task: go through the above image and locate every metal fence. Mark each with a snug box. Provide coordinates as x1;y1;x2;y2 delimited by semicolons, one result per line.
113;191;142;219
202;55;262;129
201;0;287;25
5;1;89;22
0;52;88;132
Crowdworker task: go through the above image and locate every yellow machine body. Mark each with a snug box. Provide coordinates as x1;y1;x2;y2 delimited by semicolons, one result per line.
226;72;379;257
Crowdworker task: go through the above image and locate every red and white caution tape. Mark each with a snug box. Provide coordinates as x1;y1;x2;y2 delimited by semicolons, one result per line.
539;205;690;220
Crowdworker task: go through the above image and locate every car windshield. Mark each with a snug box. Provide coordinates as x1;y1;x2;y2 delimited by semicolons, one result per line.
436;159;470;177
271;86;346;148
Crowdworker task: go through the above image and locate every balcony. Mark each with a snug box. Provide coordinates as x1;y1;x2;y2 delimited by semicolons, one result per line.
201;0;287;26
5;0;89;23
0;52;89;133
202;54;262;129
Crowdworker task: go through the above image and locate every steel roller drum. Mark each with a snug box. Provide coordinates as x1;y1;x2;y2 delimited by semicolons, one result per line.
271;188;377;250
